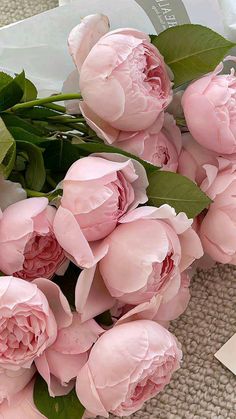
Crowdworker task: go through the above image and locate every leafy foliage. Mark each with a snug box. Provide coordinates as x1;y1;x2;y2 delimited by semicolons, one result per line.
151;24;235;86
147;170;211;218
0;117;16;177
16;141;46;190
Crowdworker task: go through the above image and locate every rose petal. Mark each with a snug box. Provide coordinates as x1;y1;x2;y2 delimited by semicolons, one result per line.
75;266;114;322
68;14;110;72
34;278;72;329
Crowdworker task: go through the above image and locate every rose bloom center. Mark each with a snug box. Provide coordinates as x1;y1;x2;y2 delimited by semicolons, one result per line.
0;311;46;365
13;232;65;280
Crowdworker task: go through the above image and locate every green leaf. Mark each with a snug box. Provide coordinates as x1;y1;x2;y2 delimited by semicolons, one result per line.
0;117;16;177
147;171;211;218
0;72;14;89
0;71;25;111
34;375;85;419
16;141;46;190
74;142;158;175
22;78;38;102
151;24;235;86
1;113;47;137
8;127;47;145
42;139;82;172
15;106;63;120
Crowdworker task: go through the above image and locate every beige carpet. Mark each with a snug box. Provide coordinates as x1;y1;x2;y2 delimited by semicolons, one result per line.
0;1;236;418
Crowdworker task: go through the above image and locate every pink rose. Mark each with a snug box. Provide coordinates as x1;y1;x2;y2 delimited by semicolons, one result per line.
76;320;182;417
0;276;71;372
99;205;203;305
199;159;236;263
75;265;190;327
0;198;67;280
0;381;46;419
113;113;182;171
35;313;103;396
182;62;236;154
53;153;148;268
80;103;181;172
178;133;218;184
0;276;73;402
69;15;172;131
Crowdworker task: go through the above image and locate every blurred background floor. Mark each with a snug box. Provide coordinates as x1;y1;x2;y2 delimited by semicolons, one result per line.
0;1;236;418
0;0;57;26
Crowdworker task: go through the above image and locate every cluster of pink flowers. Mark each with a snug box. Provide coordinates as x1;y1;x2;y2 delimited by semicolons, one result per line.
0;154;199;417
1;12;236;419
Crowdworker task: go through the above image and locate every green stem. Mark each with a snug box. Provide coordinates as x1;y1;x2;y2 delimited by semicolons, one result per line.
11;93;82;111
26;188;62;202
67;123;88;133
26;189;48;198
43;103;67;113
49;116;85;123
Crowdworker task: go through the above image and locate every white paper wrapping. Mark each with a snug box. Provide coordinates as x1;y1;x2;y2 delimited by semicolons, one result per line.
0;0;235;94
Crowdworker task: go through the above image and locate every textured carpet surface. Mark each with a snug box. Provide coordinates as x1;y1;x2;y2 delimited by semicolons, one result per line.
0;1;236;418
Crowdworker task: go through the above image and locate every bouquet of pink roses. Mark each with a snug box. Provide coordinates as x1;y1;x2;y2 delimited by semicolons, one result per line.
0;12;236;419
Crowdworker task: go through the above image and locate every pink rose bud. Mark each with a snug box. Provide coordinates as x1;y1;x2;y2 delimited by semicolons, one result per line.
69;15;172;131
99;205;203;305
76;320;182;417
0;198;67;280
113;113;182;171
200;160;236;264
182;62;236;154
0;276;71;373
53;153;148;268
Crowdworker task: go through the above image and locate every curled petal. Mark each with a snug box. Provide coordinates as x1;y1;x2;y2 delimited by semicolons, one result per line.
34;278;72;329
75;266;115;322
35;353;74;397
116;295;163;326
68;14;110;72
53;207;108;268
80;102;119;144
